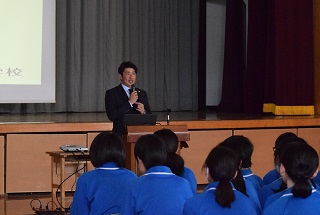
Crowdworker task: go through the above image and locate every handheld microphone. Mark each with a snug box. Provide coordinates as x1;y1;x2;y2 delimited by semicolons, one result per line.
131;84;135;93
131;84;138;109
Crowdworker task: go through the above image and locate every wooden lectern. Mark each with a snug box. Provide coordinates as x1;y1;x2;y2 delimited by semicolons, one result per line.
124;125;190;173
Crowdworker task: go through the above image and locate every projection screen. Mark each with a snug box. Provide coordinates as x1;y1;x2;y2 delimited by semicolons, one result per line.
0;0;56;103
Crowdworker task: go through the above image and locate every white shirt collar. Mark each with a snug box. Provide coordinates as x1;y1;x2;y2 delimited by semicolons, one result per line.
121;83;130;97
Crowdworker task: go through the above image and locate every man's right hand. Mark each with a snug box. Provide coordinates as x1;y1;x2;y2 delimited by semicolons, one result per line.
129;91;138;105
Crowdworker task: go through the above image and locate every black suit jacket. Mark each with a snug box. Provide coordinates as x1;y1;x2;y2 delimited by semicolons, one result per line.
105;84;152;135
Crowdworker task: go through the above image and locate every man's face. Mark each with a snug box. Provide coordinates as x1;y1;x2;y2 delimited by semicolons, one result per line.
120;68;136;87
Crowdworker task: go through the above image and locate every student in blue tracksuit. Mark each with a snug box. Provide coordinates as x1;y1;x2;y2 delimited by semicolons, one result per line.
154;128;197;195
259;137;312;208
259;178;282;209
262;143;320;215
224;135;263;188
121;134;193;215
70;132;137;215
218;137;261;213
183;146;257;215
262;132;298;185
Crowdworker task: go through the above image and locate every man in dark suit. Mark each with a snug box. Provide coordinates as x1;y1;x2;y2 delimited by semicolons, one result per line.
105;61;152;135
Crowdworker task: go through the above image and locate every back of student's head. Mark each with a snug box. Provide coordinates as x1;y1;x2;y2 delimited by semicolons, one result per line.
275;132;297;147
204;146;238;208
274;132;298;159
154;129;184;176
154;129;179;152
281;143;319;198
134;134;167;170
89;132;126;168
277;137;308;164
217;139;247;196
273;134;300;173
224;135;253;168
273;137;310;193
273;132;298;165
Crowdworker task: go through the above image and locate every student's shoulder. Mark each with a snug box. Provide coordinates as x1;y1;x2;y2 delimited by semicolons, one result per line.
165;173;192;186
76;169;101;183
80;168;100;177
264;190;286;208
262;198;285;215
185;191;208;205
76;170;91;181
183;194;204;215
251;174;264;188
261;180;276;193
244;178;255;188
184;166;195;174
234;189;252;199
282;192;320;213
119;168;137;175
233;190;258;209
182;167;195;177
118;168;138;179
126;175;143;189
263;169;280;185
253;174;263;183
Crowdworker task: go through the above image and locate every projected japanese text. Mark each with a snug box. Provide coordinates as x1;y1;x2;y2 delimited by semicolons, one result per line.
0;67;23;77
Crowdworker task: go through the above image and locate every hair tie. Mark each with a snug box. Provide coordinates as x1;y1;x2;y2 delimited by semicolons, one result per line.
296;174;307;181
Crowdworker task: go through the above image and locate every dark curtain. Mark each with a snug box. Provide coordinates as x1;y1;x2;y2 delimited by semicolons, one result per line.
198;0;207;110
244;0;268;113
218;0;314;114
218;0;246;113
264;0;314;106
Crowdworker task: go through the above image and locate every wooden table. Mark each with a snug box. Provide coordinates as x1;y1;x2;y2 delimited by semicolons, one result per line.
46;151;89;210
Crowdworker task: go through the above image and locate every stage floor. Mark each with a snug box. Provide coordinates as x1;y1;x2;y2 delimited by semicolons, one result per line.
0;110;318;123
1;111;320;133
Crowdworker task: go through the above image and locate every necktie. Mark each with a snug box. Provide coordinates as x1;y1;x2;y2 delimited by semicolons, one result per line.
128;89;131;98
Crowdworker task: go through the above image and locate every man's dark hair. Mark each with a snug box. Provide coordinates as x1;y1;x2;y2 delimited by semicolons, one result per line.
118;61;138;75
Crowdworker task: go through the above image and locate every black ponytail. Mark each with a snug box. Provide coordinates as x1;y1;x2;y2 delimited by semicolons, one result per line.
292;177;312;198
281;143;319;198
204;146;238;208
217;139;248;196
231;170;248;196
166;152;184;176
215;179;236;208
154;129;185;176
